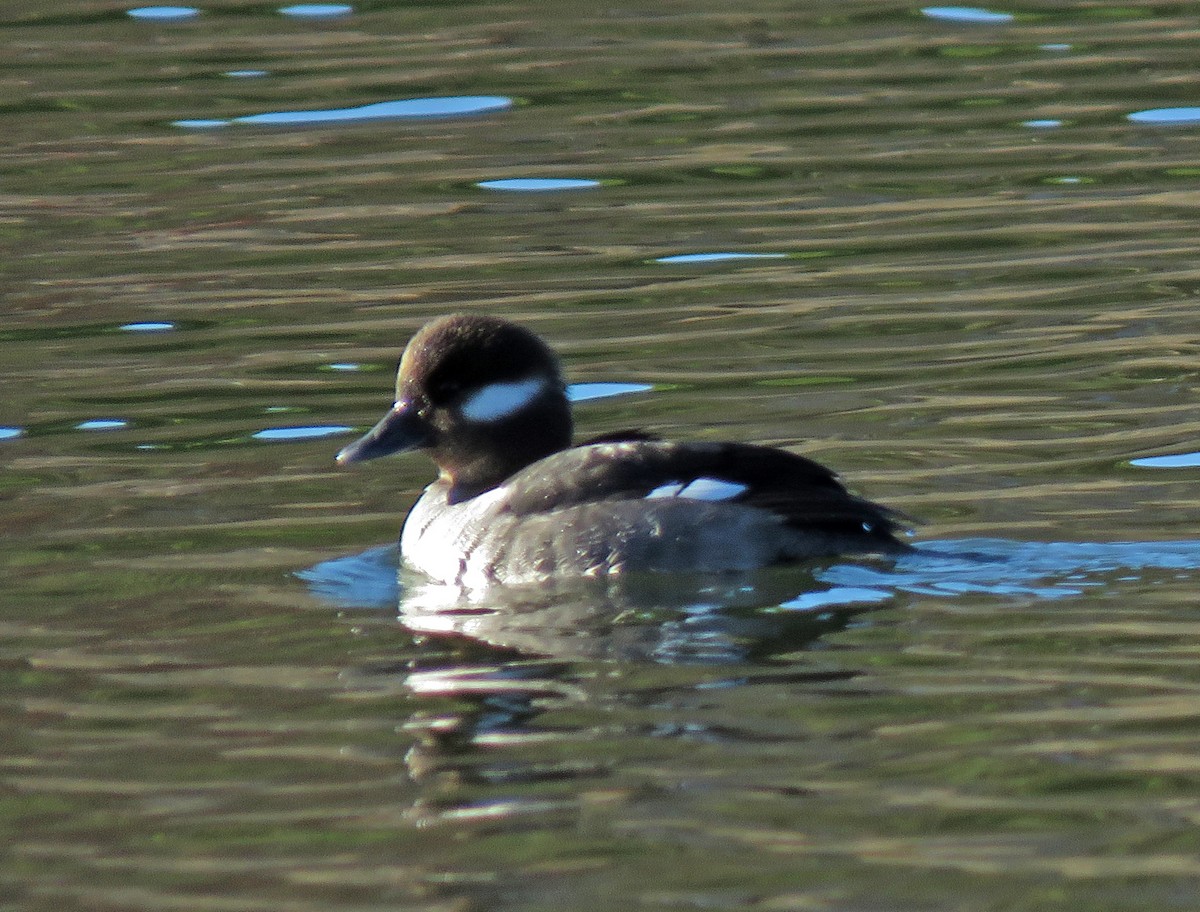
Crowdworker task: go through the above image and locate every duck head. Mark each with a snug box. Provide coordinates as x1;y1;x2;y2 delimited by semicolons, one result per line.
336;314;573;501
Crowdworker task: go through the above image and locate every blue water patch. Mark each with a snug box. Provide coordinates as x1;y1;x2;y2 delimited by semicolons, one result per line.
326;362;361;371
568;382;654;403
225;70;269;79
253;425;354;441
175;96;513;130
921;6;1014;23
1039;43;1071;52
816;539;1200;603
477;178;601;192
238;96;513;125
780;586;895;611
128;6;200;20
175;119;231;130
1128;107;1200;125
656;252;789;264
76;419;129;431
1131;452;1200;468
278;3;352;17
1023;119;1063;129
297;546;399;608
120;321;175;332
0;427;23;440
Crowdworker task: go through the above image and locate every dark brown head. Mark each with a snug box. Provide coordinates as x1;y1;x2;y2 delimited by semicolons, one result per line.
336;315;572;501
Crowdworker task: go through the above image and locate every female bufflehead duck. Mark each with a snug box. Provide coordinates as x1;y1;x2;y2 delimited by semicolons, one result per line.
337;314;908;588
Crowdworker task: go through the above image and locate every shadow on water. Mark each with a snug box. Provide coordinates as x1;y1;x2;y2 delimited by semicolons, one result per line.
299;537;1200;663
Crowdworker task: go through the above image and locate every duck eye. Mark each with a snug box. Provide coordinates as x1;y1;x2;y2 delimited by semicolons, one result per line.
429;379;461;403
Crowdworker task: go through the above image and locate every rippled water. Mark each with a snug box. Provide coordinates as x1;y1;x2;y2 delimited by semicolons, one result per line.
6;1;1200;909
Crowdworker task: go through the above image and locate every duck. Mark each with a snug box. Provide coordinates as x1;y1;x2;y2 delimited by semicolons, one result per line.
336;314;909;589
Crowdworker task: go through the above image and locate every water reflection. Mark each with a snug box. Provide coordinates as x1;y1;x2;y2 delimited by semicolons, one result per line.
1131;452;1200;468
174;96;513;129
253;425;353;441
395;658;610;817
75;419;129;431
567;381;653;402
387;645;865;838
127;6;200;20
0;427;23;440
307;549;859;663
119;321;175;332
400;574;863;663
302;544;398;607
655;252;789;264
1128;107;1200;125
477;178;601;192
224;70;269;79
921;6;1014;24
300;538;1200;662
278;3;353;17
173;119;230;130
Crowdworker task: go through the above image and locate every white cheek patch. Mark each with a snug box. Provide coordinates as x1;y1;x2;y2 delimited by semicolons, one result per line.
460;377;546;422
646;477;748;501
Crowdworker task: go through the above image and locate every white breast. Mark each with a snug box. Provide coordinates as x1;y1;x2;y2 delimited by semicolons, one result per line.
401;484;513;586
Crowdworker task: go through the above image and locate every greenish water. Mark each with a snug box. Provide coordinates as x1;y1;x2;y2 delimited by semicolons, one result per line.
5;2;1200;909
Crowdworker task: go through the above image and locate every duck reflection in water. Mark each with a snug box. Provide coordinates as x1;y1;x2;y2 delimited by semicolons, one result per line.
301;544;888;663
300;532;1200;663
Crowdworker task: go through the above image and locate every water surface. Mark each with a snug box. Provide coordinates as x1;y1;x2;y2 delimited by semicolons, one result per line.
5;2;1200;910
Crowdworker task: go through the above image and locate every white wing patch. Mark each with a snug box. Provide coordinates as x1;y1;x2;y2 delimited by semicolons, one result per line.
646;477;748;502
460;377;546;422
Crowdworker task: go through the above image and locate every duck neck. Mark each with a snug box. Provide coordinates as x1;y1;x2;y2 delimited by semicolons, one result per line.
438;394;573;503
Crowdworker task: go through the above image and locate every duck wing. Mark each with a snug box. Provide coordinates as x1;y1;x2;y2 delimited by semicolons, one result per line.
499;440;908;544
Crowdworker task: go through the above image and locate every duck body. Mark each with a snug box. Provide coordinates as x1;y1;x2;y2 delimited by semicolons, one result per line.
337;315;908;589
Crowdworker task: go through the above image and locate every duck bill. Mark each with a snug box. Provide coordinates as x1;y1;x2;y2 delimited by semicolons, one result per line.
336;401;430;466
